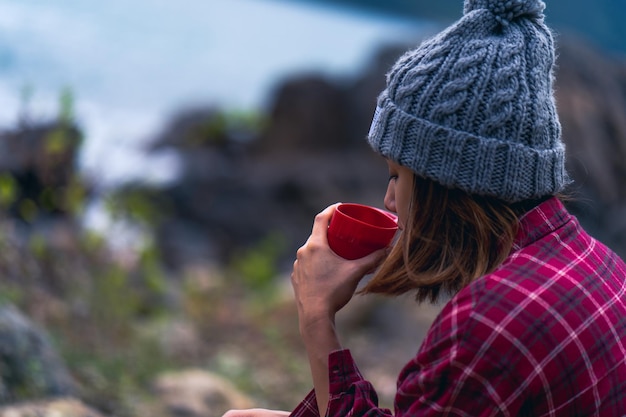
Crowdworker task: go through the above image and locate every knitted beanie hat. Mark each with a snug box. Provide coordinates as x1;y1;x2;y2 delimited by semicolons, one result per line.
367;0;569;202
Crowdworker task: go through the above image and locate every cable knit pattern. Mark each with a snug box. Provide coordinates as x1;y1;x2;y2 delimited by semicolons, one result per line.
480;29;524;139
367;0;569;202
429;39;490;128
389;35;457;110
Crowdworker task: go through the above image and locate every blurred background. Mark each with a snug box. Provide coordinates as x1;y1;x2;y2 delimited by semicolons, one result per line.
0;1;624;416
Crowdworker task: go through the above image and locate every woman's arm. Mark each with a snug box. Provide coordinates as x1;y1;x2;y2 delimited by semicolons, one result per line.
292;204;388;415
298;310;342;415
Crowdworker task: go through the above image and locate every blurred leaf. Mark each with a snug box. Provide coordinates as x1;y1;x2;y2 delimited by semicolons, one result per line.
45;126;72;155
28;233;47;259
63;177;87;215
18;199;38;222
0;285;24;306
231;234;286;293
139;242;168;302
0;173;17;208
105;187;166;227
38;187;58;211
190;109;267;147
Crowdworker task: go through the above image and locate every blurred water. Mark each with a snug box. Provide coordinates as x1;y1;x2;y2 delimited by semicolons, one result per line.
0;0;426;188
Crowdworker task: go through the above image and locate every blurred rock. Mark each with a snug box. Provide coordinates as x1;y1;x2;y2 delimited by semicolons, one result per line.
0;304;76;403
556;36;626;202
256;74;351;152
147;318;203;362
142;101;388;269
152;369;253;417
0;120;84;222
555;35;626;258
0;397;111;417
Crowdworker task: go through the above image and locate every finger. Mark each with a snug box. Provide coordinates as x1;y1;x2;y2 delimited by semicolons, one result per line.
221;410;244;417
313;202;341;232
221;409;290;417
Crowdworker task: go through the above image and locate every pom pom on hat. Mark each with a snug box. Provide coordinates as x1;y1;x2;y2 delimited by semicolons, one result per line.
464;0;546;25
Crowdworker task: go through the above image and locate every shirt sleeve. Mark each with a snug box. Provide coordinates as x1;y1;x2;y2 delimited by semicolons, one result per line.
289;349;393;417
288;389;319;417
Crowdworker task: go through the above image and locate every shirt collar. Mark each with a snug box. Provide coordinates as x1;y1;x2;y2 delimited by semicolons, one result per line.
513;197;571;250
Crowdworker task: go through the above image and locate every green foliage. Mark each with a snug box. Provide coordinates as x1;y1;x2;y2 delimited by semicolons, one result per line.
210;350;257;392
189;109;267;147
28;233;47;259
86;244;168;338
0;285;23;306
38;187;57;212
61;326;174;417
230;234;286;294
44;126;73;155
80;230;107;255
63;177;88;216
199;112;228;146
44;86;80;156
226;109;268;132
0;173;17;208
139;243;167;297
41;237;173;416
18;199;38;222
91;264;138;330
182;266;226;328
8;174;88;222
9;357;47;400
105;187;168;227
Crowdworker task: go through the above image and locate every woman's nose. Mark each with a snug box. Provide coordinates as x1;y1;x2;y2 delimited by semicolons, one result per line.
384;183;396;213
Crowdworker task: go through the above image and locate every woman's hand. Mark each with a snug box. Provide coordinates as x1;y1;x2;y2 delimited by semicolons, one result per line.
222;409;290;417
291;203;388;415
291;203;388;326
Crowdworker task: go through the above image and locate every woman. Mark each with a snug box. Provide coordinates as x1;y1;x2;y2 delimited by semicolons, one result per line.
224;0;626;415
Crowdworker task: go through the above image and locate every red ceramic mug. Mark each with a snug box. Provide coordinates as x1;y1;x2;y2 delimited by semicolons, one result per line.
327;203;398;260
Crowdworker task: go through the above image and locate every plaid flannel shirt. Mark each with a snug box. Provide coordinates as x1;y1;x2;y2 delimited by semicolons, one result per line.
290;197;626;417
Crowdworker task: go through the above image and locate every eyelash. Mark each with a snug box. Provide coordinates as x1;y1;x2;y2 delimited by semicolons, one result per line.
388;175;398;182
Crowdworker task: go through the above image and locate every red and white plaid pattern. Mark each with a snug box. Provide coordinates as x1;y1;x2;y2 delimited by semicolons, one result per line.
290;198;626;416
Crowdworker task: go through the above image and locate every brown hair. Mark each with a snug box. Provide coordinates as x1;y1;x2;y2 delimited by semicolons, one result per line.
359;175;541;303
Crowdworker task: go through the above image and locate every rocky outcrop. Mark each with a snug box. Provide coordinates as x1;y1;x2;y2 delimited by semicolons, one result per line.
150;369;253;417
0;305;76;403
555;35;626;258
0;120;84;222
145;103;390;269
556;36;626;203
256;75;352;152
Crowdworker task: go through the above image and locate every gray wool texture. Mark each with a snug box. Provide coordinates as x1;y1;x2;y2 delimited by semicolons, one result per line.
367;0;570;202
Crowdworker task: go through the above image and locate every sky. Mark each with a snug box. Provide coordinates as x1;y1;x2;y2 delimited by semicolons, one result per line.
0;0;427;187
